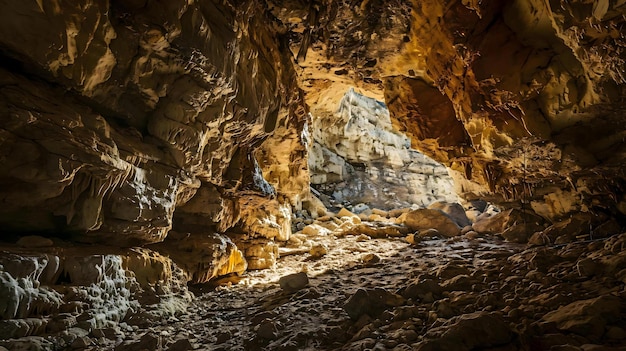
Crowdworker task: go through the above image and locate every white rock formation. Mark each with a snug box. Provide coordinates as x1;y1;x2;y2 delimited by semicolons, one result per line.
0;247;192;340
309;88;458;210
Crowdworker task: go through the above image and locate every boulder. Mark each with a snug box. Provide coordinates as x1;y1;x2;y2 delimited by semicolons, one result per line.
528;213;594;246
400;279;443;301
309;244;328;259
473;208;545;242
344;288;405;320
278;272;309;293
397;209;461;237
417;312;513;351
340;222;410;238
543;295;623;341
427;202;471;227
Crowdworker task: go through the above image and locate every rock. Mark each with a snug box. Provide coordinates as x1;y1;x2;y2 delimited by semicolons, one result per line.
405;233;420;245
435;262;471;280
355;234;371;242
115;333;162;351
361;253;381;266
301;224;331;237
543;295;623;341
16;236;54;248
241;241;279;270
167;339;193;351
464;230;479;239
418;228;441;238
427;202;471;227
344;288;405;320
337;207;360;220
278;272;309;293
256;319;279;340
592;219;622;239
309;89;458;211
529;213;593;245
473;208;545;240
340;222;410;238
92;328;121;340
373;208;392;217
309;244;328;258
576;258;601;277
400;278;443;301
398;209;461;237
417;312;513;350
0;336;54;351
352;203;371;213
441;275;475;291
71;336;92;349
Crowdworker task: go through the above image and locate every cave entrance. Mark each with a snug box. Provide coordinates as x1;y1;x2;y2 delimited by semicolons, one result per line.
306;88;459;216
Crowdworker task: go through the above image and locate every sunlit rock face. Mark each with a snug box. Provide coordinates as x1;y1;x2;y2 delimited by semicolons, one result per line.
309;88;458;210
384;0;626;222
277;0;626;225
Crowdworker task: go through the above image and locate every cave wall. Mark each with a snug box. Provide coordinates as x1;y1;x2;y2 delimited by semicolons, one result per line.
309;88;458;210
275;0;626;223
0;0;309;262
384;0;626;221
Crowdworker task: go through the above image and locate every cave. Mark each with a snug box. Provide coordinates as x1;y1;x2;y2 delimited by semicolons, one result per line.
308;88;459;213
0;1;626;350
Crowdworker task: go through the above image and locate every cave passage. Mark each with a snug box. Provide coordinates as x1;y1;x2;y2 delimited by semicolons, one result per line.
307;88;461;214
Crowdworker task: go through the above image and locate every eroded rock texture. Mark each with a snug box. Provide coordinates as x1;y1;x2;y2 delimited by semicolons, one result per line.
387;0;626;221
309;88;458;210
277;0;626;223
1;0;626;348
0;0;311;340
0;0;308;265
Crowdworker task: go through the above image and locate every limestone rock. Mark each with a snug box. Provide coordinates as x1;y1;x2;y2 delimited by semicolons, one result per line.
529;213;603;246
115;333;161;351
398;209;461;237
16;236;54;248
278;272;309;293
427;202;471;227
337;208;360;221
417;312;513;350
309;244;328;259
473;208;546;243
400;279;443;301
340;222;410;238
151;232;246;284
0;245;190;340
301;224;332;237
167;339;193;351
344;288;405;320
543;295;623;341
309;89;458;210
0;0;308;248
361;253;381;267
240;241;279;270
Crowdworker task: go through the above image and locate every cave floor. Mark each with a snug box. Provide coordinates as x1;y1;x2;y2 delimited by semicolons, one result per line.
118;227;626;351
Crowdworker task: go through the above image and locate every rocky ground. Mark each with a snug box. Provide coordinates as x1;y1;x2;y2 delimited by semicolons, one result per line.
27;207;623;351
